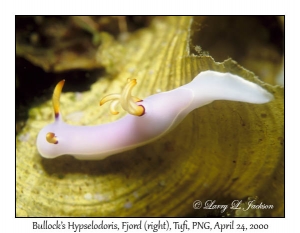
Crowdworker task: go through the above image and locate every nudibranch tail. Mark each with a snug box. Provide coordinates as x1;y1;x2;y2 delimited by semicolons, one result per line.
100;78;145;116
52;79;65;119
181;71;274;111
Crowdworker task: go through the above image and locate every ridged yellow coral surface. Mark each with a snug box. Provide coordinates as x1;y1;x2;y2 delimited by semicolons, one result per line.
16;17;283;217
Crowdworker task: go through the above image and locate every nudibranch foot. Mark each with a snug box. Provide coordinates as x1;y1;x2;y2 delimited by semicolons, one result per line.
100;78;145;116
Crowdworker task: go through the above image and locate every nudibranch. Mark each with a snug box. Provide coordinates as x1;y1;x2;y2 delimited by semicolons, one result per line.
36;71;273;160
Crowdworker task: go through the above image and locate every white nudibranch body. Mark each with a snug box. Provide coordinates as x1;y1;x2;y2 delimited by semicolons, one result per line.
36;71;273;160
